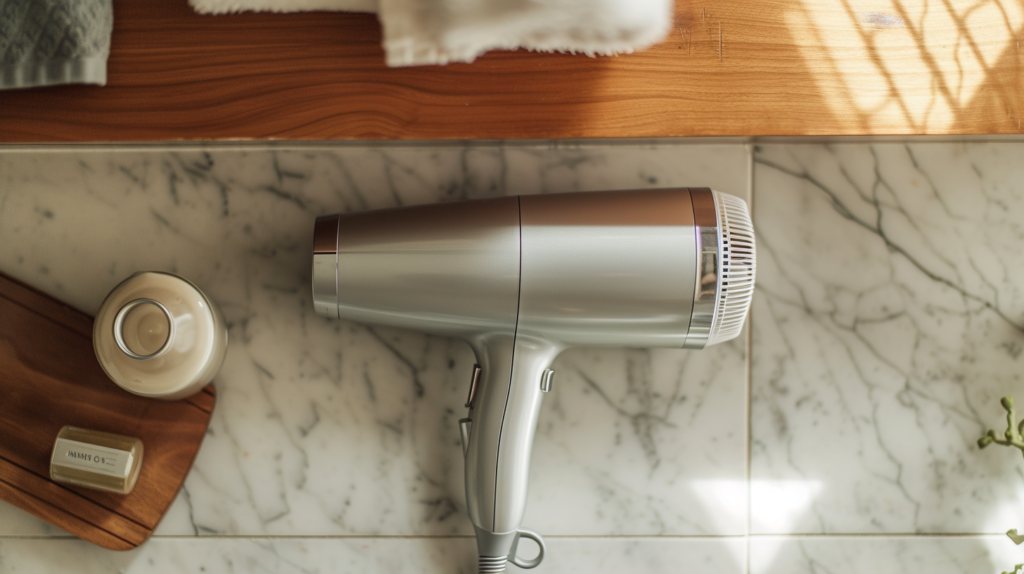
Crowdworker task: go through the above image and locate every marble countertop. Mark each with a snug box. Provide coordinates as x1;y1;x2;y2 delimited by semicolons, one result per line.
0;141;1023;573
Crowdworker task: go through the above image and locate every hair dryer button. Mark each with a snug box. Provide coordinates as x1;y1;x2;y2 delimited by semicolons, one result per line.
540;369;555;393
458;418;472;455
465;364;482;408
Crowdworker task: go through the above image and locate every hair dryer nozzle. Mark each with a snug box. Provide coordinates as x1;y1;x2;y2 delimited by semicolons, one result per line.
708;191;757;345
683;189;756;349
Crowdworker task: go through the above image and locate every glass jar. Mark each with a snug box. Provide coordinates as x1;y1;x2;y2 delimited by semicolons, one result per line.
93;272;227;400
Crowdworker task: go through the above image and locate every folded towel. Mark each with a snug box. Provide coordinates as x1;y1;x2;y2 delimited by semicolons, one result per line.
189;0;672;67
0;0;114;89
381;0;672;66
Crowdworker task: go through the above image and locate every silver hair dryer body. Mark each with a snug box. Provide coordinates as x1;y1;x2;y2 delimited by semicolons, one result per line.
312;188;755;572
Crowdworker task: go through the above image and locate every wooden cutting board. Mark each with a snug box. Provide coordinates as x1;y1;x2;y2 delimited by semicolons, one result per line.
0;271;216;550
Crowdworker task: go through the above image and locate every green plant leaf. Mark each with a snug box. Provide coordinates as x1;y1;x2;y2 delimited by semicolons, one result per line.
978;397;1024;457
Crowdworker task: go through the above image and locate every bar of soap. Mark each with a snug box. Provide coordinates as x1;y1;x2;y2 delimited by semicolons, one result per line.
50;426;143;495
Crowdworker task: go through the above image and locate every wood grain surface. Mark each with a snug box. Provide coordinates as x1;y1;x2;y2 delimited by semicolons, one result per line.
0;0;1022;141
0;272;214;550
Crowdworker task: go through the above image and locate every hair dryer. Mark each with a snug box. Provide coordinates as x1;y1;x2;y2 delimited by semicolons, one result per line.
311;187;755;572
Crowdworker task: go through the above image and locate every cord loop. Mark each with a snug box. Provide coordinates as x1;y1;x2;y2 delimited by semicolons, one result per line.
508;528;545;569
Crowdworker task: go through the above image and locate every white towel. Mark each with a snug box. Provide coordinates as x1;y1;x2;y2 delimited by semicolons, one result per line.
189;0;672;67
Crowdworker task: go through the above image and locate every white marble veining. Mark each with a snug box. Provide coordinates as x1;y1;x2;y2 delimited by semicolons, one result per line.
751;143;1024;534
7;140;1024;573
0;143;751;554
750;536;1024;574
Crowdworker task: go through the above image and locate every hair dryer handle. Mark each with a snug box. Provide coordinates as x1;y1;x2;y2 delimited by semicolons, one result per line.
464;336;561;560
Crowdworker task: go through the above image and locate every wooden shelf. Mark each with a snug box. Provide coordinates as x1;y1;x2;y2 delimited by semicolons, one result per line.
1;0;1022;141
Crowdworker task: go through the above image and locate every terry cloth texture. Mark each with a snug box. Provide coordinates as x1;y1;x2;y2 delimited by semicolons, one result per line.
188;0;672;67
380;0;672;66
0;0;114;89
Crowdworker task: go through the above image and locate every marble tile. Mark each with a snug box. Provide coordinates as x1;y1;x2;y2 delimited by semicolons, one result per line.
0;536;745;574
0;143;750;539
750;143;1024;534
750;536;1024;574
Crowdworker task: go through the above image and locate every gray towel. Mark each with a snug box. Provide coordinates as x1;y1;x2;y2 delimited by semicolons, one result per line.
1;0;113;89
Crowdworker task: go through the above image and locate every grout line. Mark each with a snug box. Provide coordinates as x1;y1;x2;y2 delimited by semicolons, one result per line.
0;138;755;154
0;533;1011;541
162;532;1022;539
2;135;1024;154
747;532;1010;538
745;141;755;574
147;534;753;540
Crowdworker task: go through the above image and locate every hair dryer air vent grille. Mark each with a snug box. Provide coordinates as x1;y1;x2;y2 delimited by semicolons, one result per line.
708;191;756;346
